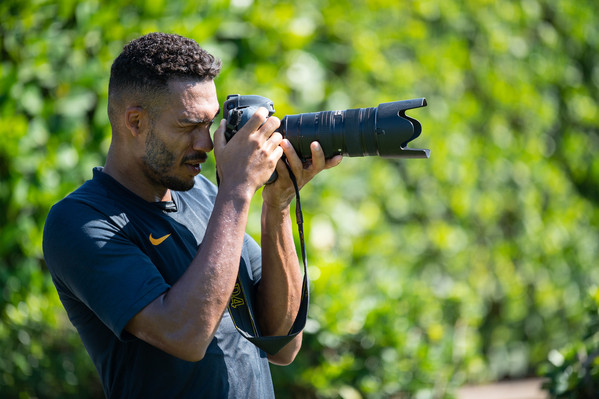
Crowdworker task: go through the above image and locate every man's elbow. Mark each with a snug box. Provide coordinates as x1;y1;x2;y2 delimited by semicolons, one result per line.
172;343;207;362
128;322;210;362
267;333;302;366
160;331;213;362
267;351;297;366
178;352;206;362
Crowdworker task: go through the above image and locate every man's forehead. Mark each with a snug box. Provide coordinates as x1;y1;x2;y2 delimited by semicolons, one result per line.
167;78;220;117
168;77;215;91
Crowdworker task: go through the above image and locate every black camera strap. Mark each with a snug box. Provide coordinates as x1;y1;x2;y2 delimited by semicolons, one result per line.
220;163;309;355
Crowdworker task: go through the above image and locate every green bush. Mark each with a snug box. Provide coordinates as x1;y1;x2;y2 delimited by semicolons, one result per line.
541;287;599;398
1;0;598;398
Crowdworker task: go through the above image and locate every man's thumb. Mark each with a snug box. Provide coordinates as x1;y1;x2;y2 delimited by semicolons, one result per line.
213;119;227;155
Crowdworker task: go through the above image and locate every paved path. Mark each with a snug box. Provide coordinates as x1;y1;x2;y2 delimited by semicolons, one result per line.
457;378;546;399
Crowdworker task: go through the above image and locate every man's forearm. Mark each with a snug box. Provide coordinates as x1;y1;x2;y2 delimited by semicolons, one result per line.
126;186;253;361
256;202;303;337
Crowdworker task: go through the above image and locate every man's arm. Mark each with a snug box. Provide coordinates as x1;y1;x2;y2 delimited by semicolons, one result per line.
126;110;284;361
258;203;303;365
257;140;342;365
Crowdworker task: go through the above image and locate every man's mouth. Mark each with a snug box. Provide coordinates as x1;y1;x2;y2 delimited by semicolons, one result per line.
183;153;207;174
184;162;202;174
183;153;207;165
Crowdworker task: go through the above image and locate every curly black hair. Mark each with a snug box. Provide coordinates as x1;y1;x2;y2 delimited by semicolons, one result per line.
108;33;221;122
110;32;221;92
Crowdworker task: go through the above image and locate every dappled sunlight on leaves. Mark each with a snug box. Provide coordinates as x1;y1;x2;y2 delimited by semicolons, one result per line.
2;0;599;397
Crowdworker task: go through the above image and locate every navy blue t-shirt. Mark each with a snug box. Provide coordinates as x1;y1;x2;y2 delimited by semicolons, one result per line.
43;167;274;398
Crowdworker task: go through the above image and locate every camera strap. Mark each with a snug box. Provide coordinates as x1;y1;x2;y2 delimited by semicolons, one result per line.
220;163;309;355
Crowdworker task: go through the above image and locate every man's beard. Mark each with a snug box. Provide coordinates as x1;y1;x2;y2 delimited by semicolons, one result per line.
141;126;197;192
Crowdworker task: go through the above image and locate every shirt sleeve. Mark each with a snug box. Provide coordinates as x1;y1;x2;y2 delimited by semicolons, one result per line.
43;198;170;340
243;233;262;282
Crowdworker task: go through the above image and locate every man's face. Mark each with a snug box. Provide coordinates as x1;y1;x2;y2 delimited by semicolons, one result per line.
140;79;220;192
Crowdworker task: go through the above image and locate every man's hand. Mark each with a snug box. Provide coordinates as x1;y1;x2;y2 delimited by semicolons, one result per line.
262;139;343;209
213;107;284;196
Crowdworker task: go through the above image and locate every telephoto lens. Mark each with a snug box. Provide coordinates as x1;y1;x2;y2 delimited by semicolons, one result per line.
278;98;429;161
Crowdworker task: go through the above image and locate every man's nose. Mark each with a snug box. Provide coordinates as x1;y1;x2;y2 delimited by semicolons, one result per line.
192;128;213;152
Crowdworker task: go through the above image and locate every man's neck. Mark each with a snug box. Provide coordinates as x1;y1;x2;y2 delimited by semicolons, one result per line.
103;154;172;203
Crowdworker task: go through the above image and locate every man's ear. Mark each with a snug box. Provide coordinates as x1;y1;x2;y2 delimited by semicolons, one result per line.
124;106;146;137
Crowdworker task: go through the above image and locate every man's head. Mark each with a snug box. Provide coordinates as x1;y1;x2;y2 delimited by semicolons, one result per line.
108;32;221;123
107;33;222;195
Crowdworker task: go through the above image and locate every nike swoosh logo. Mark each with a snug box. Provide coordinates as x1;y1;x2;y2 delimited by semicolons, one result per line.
149;233;171;246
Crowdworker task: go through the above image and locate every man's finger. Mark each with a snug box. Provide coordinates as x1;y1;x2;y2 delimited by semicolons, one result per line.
258;115;281;137
238;107;270;137
309;141;326;172
280;139;303;173
324;155;343;169
265;132;284;152
213;119;227;154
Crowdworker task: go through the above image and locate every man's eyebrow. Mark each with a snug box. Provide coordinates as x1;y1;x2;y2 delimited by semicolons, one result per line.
179;118;207;125
179;108;220;125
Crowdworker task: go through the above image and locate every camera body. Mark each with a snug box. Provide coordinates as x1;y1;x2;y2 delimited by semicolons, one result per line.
224;95;276;142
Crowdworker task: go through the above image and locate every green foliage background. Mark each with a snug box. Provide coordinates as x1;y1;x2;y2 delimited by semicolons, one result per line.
1;0;598;397
541;286;599;398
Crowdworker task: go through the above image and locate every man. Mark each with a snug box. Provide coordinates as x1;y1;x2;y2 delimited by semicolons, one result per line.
43;32;341;398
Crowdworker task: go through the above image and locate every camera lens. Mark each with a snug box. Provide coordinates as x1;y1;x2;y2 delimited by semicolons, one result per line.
278;98;428;161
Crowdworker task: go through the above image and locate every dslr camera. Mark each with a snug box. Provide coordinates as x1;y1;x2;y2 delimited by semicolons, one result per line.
223;94;429;181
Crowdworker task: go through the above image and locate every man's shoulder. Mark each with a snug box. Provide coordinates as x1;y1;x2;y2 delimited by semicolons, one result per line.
43;169;137;249
176;174;218;210
47;175;119;223
191;174;218;197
